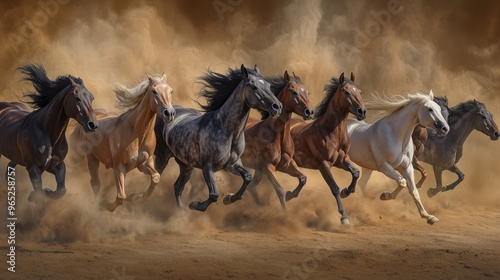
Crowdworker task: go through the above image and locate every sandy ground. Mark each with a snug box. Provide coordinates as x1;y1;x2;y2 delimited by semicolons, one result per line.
1;161;500;280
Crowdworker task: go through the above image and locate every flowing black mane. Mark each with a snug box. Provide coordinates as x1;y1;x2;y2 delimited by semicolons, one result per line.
314;77;353;119
19;64;83;109
448;100;484;125
198;67;261;112
259;75;301;120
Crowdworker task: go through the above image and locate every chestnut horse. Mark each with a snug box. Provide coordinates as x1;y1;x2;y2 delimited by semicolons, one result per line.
242;70;313;210
0;64;97;216
154;65;282;212
70;73;175;211
287;73;366;224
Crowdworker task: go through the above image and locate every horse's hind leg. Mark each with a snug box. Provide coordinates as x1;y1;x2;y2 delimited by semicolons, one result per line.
427;165;444;198
337;157;360;198
189;164;218;212
105;164;126;212
223;161;252;205
173;160;194;210
412;157;428;189
358;168;373;198
247;167;265;207
282;158;307;202
87;154;101;196
128;156;161;202
262;164;287;211
26;165;46;216
442;164;464;193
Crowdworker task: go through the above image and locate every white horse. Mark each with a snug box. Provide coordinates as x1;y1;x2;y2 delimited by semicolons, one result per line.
347;91;449;225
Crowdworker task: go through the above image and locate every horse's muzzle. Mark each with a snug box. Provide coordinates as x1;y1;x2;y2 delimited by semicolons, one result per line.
163;108;176;123
434;121;449;136
84;120;97;132
302;108;314;120
269;102;282;117
356;107;367;121
490;131;499;141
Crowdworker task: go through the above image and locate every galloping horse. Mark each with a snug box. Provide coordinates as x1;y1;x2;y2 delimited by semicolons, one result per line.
0;64;97;216
70;73;175;212
286;72;366;224
417;99;499;197
412;96;449;188
242;71;313;210
347;91;449;224
154;65;282;212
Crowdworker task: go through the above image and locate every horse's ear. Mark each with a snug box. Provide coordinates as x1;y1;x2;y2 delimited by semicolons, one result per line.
429;89;434;100
241;64;248;78
350;72;355;83
444;95;448;104
69;76;77;87
474;99;479;107
162;72;167;81
292;72;301;82
254;64;260;74
146;72;153;83
284;70;290;82
339;72;345;84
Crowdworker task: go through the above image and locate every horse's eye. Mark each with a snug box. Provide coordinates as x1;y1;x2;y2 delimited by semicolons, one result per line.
344;90;351;95
292;90;298;96
75;97;81;102
152;89;158;95
481;115;487;119
428;107;433;112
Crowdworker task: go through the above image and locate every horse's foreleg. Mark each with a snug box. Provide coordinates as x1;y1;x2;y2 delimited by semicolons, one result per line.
188;165;217;212
45;160;67;199
262;164;287;211
247;167;264;207
377;162;408;201
282;158;307;202
412;156;428;189
443;164;464;192
399;166;438;225
173;160;194;210
427;165;444;198
319;161;350;225
337;157;360;198
106;164;126;212
87;154;101;196
223;160;252;205
26;165;45;216
130;156;160;201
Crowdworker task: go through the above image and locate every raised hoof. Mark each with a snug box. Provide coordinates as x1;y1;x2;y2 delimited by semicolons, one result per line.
43;188;67;200
340;188;350;199
427;188;438;198
340;217;351;225
188;201;206;212
427;216;440;225
285;191;295;201
379;192;393;201
223;193;241;205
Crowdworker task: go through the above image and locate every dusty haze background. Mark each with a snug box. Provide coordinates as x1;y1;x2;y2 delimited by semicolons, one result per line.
0;0;499;242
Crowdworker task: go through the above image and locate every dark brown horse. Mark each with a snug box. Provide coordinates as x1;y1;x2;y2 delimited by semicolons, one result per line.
242;71;313;210
0;64;97;215
411;95;449;188
287;73;366;224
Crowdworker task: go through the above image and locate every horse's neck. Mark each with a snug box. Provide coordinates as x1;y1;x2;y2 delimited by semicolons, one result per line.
317;95;348;133
383;104;420;142
270;90;292;134
216;82;251;138
34;88;70;144
126;93;156;140
448;111;476;147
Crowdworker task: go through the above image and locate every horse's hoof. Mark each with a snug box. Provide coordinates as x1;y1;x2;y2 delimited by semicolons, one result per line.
285;191;295;201
341;217;351;225
223;194;234;205
379;192;392;200
427;188;437;198
427;216;439;225
44;188;66;200
188;201;206;212
340;188;350;198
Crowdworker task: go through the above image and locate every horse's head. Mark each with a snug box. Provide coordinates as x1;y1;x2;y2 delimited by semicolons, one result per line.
281;71;313;120
472;100;499;141
336;72;366;120
418;90;449;137
242;64;282;117
66;77;98;132
434;95;450;122
147;73;176;123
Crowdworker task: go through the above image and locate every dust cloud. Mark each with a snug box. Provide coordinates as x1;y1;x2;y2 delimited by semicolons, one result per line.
0;0;499;242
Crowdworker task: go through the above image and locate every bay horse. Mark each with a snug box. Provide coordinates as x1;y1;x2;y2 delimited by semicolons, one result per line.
411;96;449;188
0;64;97;216
417;99;499;197
347;91;449;225
154;65;282;212
286;72;366;225
70;73;175;212
242;70;314;210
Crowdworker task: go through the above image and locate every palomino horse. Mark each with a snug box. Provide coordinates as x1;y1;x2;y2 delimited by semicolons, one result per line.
417;99;499;197
411;96;449;188
0;64;97;216
287;72;366;225
154;65;282;212
242;71;313;210
70;73;175;211
347;91;449;225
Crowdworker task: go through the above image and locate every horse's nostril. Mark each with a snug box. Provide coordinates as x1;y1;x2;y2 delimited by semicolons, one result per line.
441;126;448;133
357;108;364;115
495;132;499;137
304;109;312;117
88;121;96;130
272;103;281;111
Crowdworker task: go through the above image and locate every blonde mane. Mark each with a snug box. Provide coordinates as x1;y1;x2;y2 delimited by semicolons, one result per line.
114;74;164;112
366;92;432;118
